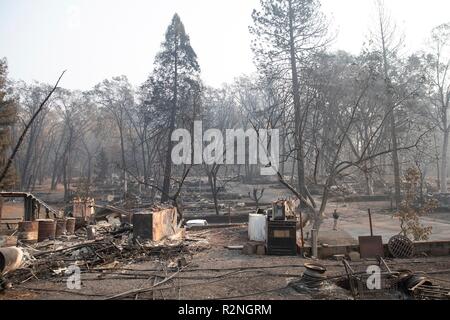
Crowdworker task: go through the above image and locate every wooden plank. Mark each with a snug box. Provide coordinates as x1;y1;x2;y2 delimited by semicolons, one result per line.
152;208;177;241
359;236;384;258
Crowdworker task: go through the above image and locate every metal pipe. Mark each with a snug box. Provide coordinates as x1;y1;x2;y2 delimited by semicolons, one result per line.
379;257;392;274
0;247;24;275
342;260;357;297
368;209;373;236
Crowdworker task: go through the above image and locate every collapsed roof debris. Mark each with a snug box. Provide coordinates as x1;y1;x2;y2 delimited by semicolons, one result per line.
0;201;211;297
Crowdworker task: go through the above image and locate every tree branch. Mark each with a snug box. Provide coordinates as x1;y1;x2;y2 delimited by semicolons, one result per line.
0;70;66;185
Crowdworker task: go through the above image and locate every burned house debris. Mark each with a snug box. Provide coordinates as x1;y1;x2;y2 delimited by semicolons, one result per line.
2;187;450;300
0;196;201;296
1;177;450;301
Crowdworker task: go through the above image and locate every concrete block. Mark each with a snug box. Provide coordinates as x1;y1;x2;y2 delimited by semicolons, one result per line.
256;245;266;255
318;245;347;259
430;248;449;256
348;251;361;261
242;243;256;255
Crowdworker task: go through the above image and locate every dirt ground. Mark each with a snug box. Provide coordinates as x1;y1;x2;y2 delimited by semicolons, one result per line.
318;200;450;243
2;226;450;300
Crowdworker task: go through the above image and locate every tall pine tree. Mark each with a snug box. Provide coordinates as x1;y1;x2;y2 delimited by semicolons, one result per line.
147;14;201;202
0;58;17;189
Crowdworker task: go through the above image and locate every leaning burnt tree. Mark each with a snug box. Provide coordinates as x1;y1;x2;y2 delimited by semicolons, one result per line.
0;69;65;187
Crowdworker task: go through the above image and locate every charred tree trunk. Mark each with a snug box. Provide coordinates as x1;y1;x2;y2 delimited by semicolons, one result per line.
288;0;306;200
141;130;148;187
389;106;401;207
441;129;449;193
380;15;401;208
161;35;179;203
118;122;127;197
208;172;220;216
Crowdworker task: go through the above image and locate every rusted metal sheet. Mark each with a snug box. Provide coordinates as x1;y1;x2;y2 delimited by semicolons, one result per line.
358;236;384;258
55;219;67;237
152;208;177;242
133;212;153;240
37;219;56;242
65;217;76;235
18;221;38;243
358;209;384;258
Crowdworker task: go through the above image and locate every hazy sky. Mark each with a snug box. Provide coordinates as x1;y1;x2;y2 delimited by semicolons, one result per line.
1;0;449;90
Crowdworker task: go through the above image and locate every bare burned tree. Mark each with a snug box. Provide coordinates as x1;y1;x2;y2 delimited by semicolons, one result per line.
250;0;332;204
249;187;265;209
244;48;430;232
92;76;134;198
370;0;405;208
53;89;92;201
423;23;450;192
